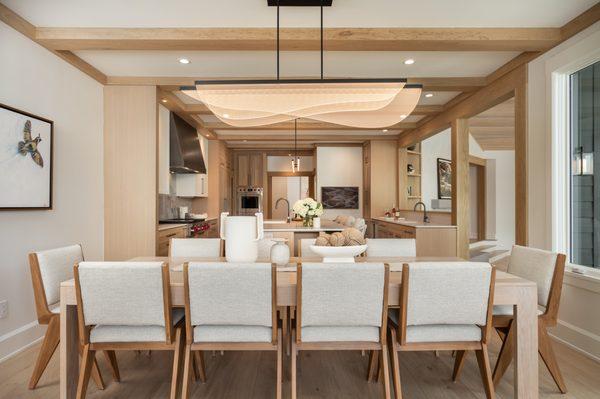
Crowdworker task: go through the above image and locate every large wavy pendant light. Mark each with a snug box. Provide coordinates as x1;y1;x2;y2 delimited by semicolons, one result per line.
180;1;422;128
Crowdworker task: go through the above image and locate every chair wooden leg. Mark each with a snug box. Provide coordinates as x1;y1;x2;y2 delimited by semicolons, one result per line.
280;307;289;357
170;328;183;399
276;329;283;399
182;345;193;399
538;321;567;393
389;329;402;399
380;347;391;399
291;332;297;399
367;350;379;382
29;317;60;389
90;354;105;390
76;345;95;399
193;351;207;383
452;350;467;382
103;351;120;382
475;344;495;399
492;323;515;387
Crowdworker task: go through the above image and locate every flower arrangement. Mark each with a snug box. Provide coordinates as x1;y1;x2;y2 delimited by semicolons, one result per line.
292;197;324;227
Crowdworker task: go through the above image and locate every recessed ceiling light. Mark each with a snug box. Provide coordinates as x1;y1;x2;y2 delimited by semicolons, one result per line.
382;129;388;132
400;114;407;119
161;99;167;103
425;93;434;98
223;113;230;118
404;59;415;65
178;58;190;64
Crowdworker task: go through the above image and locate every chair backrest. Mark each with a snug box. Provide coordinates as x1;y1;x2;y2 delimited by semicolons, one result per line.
299;238;318;258
298;262;388;332
507;245;565;309
30;244;84;312
169;238;221;258
366;238;416;257
402;262;493;328
74;262;170;338
184;262;276;342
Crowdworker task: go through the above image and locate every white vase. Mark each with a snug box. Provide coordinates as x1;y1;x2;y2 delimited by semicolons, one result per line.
220;212;264;262
313;217;321;229
270;238;290;266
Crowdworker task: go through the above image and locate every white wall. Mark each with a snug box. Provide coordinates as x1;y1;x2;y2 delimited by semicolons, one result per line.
421;129;451;211
157;104;170;195
528;21;600;361
0;22;104;361
316;146;363;219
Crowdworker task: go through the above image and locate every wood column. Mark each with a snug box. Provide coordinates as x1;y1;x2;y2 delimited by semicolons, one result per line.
515;81;528;245
451;118;470;259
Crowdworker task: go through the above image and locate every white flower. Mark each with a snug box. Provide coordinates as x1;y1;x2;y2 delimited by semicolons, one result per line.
293;197;323;218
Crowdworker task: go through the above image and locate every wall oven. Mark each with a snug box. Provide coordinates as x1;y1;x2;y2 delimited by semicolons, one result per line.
237;187;263;215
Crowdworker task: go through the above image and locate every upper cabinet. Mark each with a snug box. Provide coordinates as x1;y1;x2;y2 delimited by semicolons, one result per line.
175;173;208;197
235;152;263;187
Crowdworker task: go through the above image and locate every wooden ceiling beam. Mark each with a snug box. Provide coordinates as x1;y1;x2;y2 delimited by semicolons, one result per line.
35;27;562;51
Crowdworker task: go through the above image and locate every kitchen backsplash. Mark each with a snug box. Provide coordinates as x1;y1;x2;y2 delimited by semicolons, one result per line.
158;193;193;220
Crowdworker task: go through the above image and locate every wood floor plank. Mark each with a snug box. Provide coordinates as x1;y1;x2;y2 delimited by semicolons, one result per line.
0;334;599;399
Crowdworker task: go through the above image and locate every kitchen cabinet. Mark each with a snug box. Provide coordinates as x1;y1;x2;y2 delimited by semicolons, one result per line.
175;173;208;197
156;225;187;256
235;152;263;187
363;140;397;221
371;218;457;257
205;219;219;238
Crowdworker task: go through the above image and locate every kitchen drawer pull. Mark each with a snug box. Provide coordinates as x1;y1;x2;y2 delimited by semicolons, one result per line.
166;233;177;238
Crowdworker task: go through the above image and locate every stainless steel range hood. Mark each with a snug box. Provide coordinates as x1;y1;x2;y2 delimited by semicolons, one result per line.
169;112;206;174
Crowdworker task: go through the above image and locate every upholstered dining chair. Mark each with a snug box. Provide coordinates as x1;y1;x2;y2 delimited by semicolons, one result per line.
292;262;391;399
28;245;117;390
366;238;416;257
298;238;318;258
387;262;496;399
454;245;568;393
181;262;282;399
169;238;222;258
73;261;188;399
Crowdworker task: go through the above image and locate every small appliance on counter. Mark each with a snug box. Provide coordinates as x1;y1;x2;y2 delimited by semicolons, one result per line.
236;187;263;216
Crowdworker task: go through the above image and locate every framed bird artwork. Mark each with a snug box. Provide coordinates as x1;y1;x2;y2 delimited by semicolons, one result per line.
0;103;53;209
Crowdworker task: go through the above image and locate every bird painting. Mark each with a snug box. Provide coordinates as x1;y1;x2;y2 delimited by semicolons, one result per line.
18;120;44;167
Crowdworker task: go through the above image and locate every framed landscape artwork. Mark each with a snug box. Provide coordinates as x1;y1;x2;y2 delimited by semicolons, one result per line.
0;104;53;209
437;158;452;199
321;186;359;209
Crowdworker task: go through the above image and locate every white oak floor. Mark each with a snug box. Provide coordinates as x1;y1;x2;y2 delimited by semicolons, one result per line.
1;334;599;399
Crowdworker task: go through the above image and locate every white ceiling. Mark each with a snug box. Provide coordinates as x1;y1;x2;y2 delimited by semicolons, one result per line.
76;50;519;78
4;0;596;28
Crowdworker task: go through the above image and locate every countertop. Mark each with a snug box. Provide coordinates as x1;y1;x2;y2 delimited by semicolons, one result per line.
158;216;218;231
372;216;456;229
264;219;345;232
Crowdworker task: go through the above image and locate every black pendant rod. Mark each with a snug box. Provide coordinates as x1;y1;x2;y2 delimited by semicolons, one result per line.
277;0;280;80
321;0;323;80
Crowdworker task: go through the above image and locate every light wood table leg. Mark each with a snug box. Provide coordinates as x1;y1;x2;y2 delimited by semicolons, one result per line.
60;291;79;399
514;286;539;399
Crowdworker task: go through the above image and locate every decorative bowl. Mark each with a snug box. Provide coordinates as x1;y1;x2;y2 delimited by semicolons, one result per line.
309;245;368;263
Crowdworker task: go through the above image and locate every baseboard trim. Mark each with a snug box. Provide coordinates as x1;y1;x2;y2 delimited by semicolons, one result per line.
549;319;600;363
0;321;45;363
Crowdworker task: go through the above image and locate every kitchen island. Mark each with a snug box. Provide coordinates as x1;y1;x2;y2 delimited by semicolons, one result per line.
263;219;345;256
370;216;457;257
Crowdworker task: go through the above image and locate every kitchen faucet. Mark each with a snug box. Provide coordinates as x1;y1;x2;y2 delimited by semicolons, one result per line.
413;201;430;223
275;198;291;223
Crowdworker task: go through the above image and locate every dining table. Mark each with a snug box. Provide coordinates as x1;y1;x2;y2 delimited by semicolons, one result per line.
59;256;539;399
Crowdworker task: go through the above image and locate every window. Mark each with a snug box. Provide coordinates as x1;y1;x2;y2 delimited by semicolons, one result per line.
570;60;600;268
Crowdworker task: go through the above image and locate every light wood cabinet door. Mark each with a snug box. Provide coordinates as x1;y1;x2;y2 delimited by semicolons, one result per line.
249;153;263;187
236;154;249;187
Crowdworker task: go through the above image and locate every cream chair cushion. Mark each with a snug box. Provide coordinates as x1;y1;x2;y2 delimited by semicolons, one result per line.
301;262;385;328
301;326;380;342
388;310;482;342
187;262;273;343
507;245;558;307
170;238;221;258
366;238;416;257
36;244;84;306
193;325;272;343
90;309;185;343
493;305;544;316
299;238;318;258
78;262;166;327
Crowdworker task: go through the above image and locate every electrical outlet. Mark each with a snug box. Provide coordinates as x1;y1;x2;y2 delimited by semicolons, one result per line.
0;300;7;319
